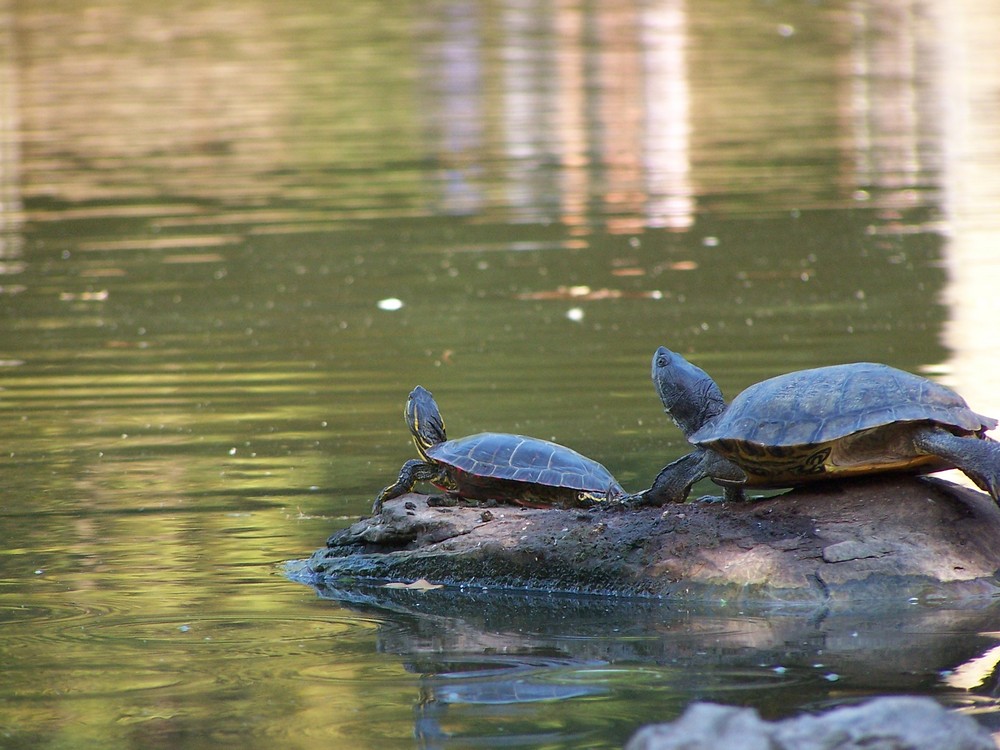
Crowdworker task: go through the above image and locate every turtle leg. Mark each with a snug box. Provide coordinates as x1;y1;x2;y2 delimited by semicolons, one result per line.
634;449;747;505
372;459;447;514
705;451;748;502
720;483;748;503
624;451;703;506
912;428;1000;503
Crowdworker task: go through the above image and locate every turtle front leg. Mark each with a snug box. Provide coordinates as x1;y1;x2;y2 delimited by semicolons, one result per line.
632;449;747;506
372;459;447;514
628;450;707;506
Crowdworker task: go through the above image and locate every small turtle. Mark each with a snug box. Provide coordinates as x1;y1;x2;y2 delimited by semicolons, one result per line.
638;346;1000;504
372;386;626;513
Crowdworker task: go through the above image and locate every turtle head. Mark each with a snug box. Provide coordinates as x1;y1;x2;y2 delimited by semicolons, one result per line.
405;386;447;460
651;347;726;437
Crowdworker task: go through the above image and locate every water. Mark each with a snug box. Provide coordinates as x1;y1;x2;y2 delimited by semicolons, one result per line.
2;0;1000;747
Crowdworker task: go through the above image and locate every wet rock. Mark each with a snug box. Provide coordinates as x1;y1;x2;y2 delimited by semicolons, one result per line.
625;697;996;750
308;476;1000;602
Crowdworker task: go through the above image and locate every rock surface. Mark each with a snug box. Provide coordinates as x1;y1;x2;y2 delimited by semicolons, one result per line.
308;476;1000;601
625;697;996;750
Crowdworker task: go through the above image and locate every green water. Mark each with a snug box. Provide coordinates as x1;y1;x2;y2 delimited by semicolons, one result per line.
2;1;1000;747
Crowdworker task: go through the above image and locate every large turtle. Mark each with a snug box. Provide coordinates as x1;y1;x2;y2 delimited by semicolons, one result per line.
638;346;1000;505
372;386;626;513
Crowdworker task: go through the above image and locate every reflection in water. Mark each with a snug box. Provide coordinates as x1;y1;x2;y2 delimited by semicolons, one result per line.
499;1;560;221
641;1;693;231
0;0;23;285
412;656;607;748
423;0;695;233
421;3;486;216
940;0;1000;437
844;0;943;203
304;578;1000;747
2;0;1000;747
841;0;1000;469
945;641;1000;693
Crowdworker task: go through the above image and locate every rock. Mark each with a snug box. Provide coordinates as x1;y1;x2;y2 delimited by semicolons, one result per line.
625;697;996;750
821;539;893;563
307;476;1000;602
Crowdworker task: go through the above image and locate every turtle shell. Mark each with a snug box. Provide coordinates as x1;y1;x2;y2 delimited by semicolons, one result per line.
426;432;625;504
690;363;997;484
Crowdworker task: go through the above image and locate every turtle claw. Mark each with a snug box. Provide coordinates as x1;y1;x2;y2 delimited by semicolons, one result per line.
608;491;651;508
595;497;632;513
695;488;762;504
694;494;726;504
371;494;389;516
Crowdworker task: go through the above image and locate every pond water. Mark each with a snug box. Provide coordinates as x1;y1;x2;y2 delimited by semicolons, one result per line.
2;0;1000;747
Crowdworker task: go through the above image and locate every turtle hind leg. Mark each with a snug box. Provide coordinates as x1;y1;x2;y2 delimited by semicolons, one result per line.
372;459;444;514
913;428;1000;503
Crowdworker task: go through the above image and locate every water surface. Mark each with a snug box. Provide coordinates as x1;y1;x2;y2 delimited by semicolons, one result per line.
2;1;1000;747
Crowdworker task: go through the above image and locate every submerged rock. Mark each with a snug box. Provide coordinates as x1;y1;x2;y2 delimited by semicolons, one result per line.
307;476;1000;601
625;697;996;750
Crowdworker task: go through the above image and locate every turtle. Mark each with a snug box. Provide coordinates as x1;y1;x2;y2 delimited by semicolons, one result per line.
637;346;1000;505
372;386;626;513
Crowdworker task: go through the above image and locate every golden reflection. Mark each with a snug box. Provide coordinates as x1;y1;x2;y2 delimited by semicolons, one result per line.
9;0;955;238
77;235;243;252
943;640;1000;691
17;3;289;203
160;253;226;264
28;204;202;221
0;0;24;264
596;2;646;235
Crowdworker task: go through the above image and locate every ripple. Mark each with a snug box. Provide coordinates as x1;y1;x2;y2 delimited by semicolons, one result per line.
0;594;381;663
45;613;379;655
0;600;122;635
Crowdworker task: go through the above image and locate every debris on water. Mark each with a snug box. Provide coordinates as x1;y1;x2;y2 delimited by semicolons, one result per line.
382;578;443;592
377;297;404;311
517;285;667;301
